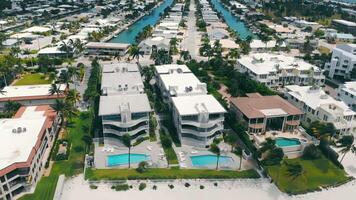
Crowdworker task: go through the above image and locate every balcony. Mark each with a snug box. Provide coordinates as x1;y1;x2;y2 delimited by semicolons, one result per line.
181;117;224;128
102;116;149;128
181;124;223;137
103;125;149;137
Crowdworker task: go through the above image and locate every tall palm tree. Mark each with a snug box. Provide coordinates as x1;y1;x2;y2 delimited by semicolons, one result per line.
63;101;78;121
48;83;63;96
126;44;143;63
286;162;305;181
122;134;132;168
169;37;178;55
153;49;172;65
337;135;355;163
227;48;239;60
66;89;81;105
9;46;21;58
258;137;276;156
179;50;191;61
51;99;65;115
59;71;72;88
210;143;221;170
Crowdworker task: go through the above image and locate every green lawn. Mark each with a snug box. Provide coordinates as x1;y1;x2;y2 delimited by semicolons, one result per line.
20;112;92;200
266;156;352;194
86;168;260;181
164;147;179;165
14;74;53;86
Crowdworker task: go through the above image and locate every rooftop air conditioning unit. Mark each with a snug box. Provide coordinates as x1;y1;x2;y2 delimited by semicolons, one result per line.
12;129;17;133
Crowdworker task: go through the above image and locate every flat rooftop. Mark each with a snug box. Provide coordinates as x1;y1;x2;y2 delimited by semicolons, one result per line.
333;19;356;27
230;93;303;119
99;94;151;116
0;106;55;171
155;64;191;74
0;84;66;102
86;42;130;49
172;95;226;116
340;81;356;97
159;73;207;96
286;85;356;115
237;53;319;75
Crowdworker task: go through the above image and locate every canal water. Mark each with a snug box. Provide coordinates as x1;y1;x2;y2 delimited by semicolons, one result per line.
109;0;174;44
209;0;252;40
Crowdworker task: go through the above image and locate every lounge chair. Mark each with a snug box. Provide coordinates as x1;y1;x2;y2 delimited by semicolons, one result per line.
191;150;198;154
147;146;152;151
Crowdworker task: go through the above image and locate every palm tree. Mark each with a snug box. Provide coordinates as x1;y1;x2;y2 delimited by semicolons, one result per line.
336;135;355;163
63;101;78;121
286;162;305;181
122;134;132;168
227;48;239;60
0;87;7;95
51;99;65;115
73;39;84;53
66;89;81;105
169;37;178;55
9;46;21;58
48;84;63;96
126;44;143;63
179;50;191;61
258;137;276;156
153;49;172;65
59;71;72;88
59;40;73;59
210;143;221;170
82;135;93;153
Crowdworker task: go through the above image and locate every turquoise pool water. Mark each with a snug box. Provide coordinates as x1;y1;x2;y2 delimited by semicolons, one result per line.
107;153;148;167
109;0;174;44
210;0;252;40
275;138;301;147
190;155;233;166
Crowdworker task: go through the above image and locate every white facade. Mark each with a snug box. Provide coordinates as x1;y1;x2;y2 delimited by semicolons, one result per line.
99;63;151;147
285;85;356;136
325;44;356;79
337;81;356;111
154;64;226;147
236;53;325;88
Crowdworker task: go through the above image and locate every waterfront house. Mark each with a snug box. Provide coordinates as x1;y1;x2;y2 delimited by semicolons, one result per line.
85;42;130;56
139;37;170;55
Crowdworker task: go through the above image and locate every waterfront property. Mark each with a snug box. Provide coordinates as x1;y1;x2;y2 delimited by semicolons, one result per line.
337;81;356;111
0;105;61;200
85;42;130;56
0;84;66;110
171;94;226;147
285;85;356;136
229;93;315;158
139;37;170;55
324;44;356;80
332;19;356;35
99;94;151;147
236;53;325;88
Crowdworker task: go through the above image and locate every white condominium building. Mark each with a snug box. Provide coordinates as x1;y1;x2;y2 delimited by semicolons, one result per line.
285;85;356;136
236;53;325;88
325;44;356;80
101;63;144;96
154;64;226;147
99;63;151;147
172;95;226;148
99;94;151;146
154;64;207;102
337;81;356;111
0;105;60;200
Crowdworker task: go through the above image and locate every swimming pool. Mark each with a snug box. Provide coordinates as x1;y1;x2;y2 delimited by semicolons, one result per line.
107;153;148;167
275;138;301;147
190;155;233;167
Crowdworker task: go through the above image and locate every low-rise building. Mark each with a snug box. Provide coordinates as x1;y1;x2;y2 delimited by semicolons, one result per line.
230;93;303;134
0;84;66;110
85;42;130;56
337;81;356;111
250;39;286;52
325;44;356;79
326;33;355;43
332;19;356;35
236;53;325;88
139;37;170;55
285;85;356;136
0;105;61;200
172;95;226;147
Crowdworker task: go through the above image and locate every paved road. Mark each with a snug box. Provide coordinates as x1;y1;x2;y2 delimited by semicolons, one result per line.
182;0;198;59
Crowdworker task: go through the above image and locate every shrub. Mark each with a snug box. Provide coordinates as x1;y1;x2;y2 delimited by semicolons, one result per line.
168;184;174;189
303;144;321;160
153;185;157;190
111;184;130;191
200;185;205;189
136;161;149;173
89;184;98;189
214;182;218;187
139;183;147;191
184;183;190;187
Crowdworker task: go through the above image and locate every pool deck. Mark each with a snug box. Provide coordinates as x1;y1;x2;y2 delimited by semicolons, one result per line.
94;140;168;169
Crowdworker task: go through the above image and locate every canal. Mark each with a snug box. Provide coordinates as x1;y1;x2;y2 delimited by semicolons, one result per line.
209;0;252;40
109;0;174;44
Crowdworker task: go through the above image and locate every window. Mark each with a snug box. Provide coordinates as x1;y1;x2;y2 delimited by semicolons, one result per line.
323;115;329;121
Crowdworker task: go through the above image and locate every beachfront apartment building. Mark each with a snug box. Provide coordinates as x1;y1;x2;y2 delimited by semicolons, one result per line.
337;81;356;111
99;63;151;147
0;84;66;110
285;85;356;136
236;53;325;88
324;44;356;80
230;93;303;134
172;95;226;148
154;64;226;147
0;105;61;200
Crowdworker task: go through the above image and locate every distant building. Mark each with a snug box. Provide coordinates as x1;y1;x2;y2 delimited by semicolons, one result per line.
332;19;356;35
0;84;66;110
139;37;170;55
326;32;355;43
337;81;356;111
236;53;325;88
285;85;356;136
285;38;318;50
85;42;130;56
0;105;61;200
250;39;286;52
325;44;356;79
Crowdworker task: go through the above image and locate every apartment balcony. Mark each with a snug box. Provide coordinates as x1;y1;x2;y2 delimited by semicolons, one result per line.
103;125;149;137
181;124;223;137
102;116;149;128
181;117;224;128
